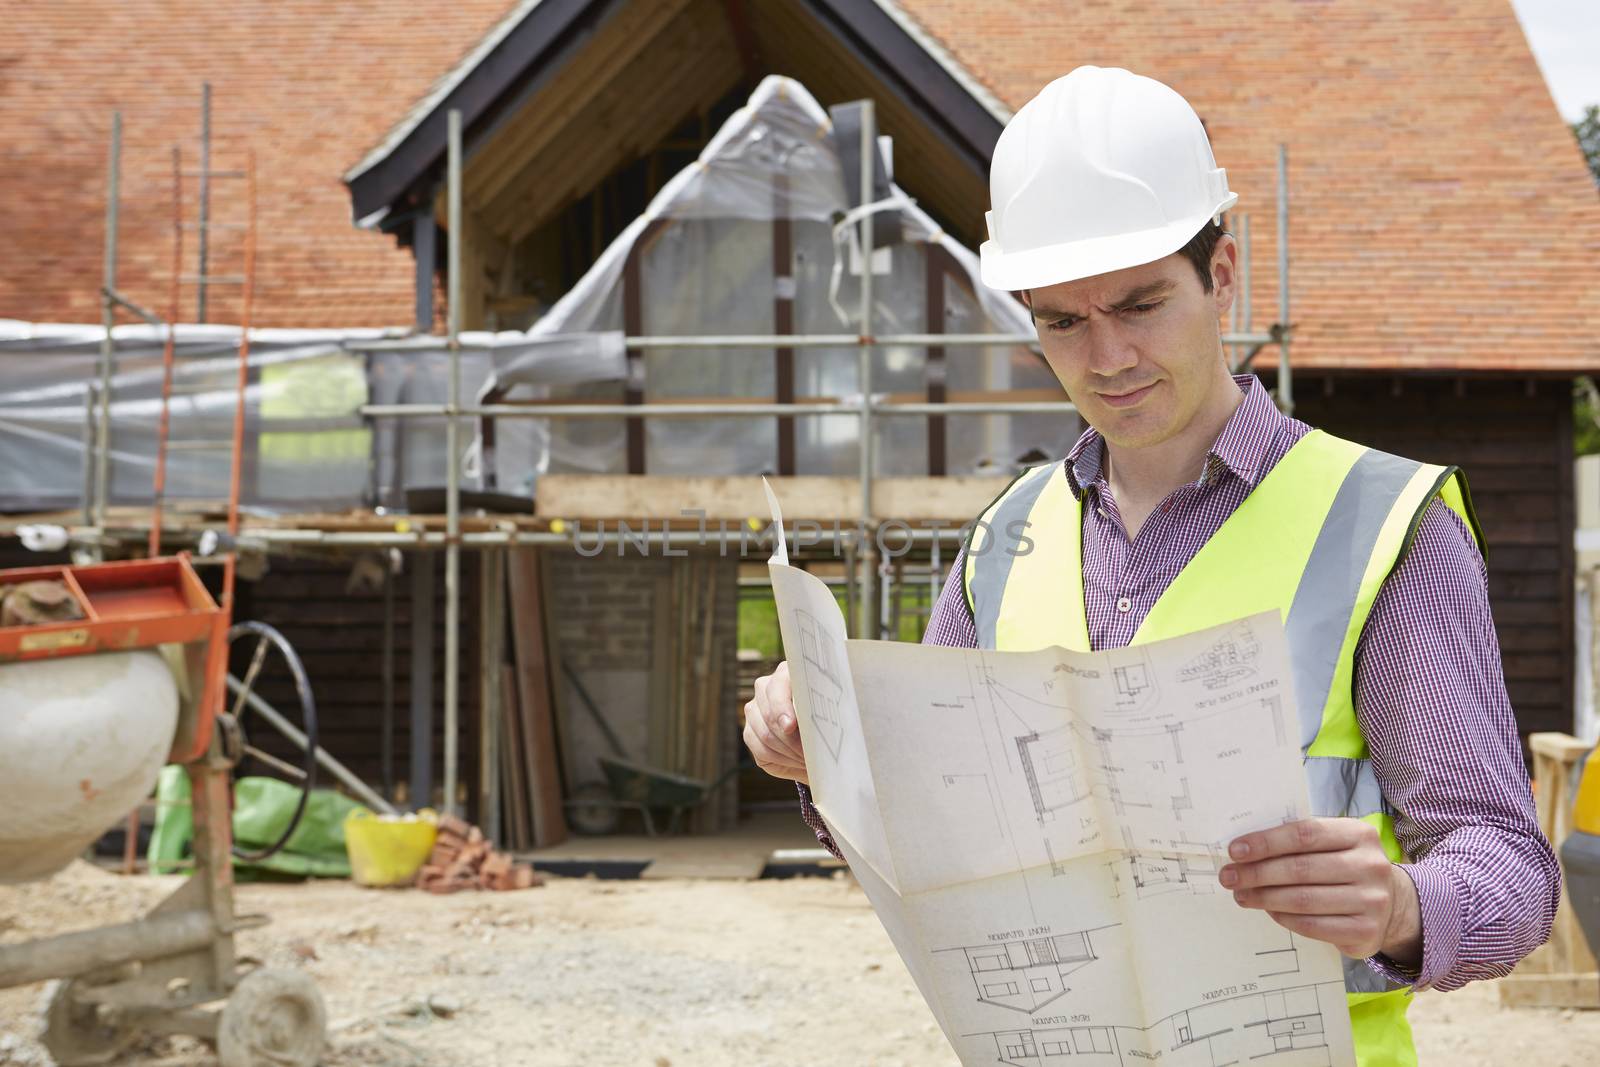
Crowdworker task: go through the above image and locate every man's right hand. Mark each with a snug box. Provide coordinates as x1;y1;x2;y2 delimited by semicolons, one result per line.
742;661;809;785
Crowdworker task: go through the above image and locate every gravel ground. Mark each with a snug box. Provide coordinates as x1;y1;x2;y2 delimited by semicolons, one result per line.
2;862;1597;1066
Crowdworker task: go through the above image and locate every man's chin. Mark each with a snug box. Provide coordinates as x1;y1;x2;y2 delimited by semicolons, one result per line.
1091;408;1174;451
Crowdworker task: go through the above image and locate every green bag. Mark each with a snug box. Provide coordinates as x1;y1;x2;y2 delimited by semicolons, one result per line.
146;769;362;879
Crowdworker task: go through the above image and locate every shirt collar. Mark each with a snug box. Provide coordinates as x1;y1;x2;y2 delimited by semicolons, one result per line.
1063;374;1285;499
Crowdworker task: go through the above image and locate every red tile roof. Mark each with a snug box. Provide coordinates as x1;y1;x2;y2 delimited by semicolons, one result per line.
897;0;1600;372
0;1;516;330
2;0;1596;370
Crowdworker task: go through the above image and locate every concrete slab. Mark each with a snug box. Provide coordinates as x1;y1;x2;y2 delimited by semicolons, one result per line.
518;811;832;880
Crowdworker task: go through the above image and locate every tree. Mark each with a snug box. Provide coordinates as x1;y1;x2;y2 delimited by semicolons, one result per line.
1574;105;1600;187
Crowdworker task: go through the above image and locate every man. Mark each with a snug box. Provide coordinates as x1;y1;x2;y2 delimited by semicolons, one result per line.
743;66;1558;1065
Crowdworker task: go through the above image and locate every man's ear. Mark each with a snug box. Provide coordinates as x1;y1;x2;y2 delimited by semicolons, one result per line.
1018;289;1032;311
1209;234;1239;315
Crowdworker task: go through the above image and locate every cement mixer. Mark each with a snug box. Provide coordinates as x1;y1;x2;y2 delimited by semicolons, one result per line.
0;556;326;1066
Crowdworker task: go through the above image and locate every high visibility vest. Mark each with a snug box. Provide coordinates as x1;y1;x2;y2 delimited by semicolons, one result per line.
962;429;1483;1067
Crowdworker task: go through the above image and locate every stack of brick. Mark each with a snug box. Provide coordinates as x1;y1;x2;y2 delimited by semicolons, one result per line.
417;814;542;894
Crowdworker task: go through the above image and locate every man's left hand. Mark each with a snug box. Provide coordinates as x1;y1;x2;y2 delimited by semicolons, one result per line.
1219;817;1422;966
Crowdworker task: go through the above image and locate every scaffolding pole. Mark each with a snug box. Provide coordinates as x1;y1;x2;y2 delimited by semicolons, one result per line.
93;112;121;540
1276;144;1294;416
856;99;875;639
444;108;463;817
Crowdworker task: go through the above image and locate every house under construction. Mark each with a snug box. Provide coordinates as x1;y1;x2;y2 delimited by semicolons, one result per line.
2;0;1597;850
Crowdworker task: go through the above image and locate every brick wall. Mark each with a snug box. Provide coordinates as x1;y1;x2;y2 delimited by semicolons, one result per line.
544;549;742;830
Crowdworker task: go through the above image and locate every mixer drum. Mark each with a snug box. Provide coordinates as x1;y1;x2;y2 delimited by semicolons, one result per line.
0;650;180;884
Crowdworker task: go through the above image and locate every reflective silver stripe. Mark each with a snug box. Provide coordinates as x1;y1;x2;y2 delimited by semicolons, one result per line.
1283;449;1424;748
1305;756;1387;820
1311;760;1410;995
969;464;1058;649
1344;954;1409;994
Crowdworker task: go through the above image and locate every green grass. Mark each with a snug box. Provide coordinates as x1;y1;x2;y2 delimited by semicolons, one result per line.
738;585;932;655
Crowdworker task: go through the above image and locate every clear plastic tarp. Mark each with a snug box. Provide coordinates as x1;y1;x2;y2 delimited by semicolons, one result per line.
0;322;533;514
478;75;1077;493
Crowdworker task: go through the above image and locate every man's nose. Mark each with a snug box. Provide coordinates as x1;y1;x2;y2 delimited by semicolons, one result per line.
1085;318;1139;378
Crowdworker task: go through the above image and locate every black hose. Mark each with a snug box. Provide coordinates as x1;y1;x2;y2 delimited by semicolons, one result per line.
227;620;319;863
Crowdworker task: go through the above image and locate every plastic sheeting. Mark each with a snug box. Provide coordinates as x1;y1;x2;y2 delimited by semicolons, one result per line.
479;75;1077;492
0;321;538;514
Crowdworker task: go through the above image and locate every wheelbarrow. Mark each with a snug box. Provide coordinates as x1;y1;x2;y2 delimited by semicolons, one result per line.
566;757;746;837
556;660;747;836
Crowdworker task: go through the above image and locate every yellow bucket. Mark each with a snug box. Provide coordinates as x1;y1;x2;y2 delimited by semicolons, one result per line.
344;808;438;887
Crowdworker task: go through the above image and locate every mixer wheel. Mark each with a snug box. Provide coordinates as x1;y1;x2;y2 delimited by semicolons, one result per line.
40;977;137;1066
217;968;327;1067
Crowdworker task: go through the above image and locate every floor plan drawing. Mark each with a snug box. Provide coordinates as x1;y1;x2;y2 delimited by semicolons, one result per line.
1255;933;1304;979
1093;723;1189;821
1015;725;1094;874
1107;649;1159;710
1107;848;1222;900
968;980;1342;1067
794;608;847;762
1178;620;1264;691
937;926;1116;1014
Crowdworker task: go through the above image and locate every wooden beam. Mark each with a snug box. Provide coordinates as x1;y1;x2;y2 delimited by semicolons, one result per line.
773;173;796;474
926;244;949;475
468;0;695;211
1495;972;1600;1010
533;474;1014;522
499;43;742;240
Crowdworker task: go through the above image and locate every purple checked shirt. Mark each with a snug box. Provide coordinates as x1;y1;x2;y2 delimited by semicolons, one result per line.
799;375;1558;993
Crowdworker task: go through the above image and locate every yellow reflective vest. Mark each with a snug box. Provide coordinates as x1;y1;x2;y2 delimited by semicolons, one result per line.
962;429;1483;1067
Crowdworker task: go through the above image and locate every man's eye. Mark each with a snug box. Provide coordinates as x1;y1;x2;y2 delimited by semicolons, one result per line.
1046;317;1080;332
1127;302;1161;315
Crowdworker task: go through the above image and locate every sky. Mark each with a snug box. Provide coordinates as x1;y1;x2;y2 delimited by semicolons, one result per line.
1508;0;1600;121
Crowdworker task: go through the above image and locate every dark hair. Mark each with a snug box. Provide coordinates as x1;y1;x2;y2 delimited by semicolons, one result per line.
1177;219;1225;293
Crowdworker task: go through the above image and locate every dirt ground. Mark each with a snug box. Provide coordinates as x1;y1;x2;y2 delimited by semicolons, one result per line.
2;862;1597;1066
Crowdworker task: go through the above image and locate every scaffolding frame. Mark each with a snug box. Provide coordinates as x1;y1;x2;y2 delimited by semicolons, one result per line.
67;99;1295;828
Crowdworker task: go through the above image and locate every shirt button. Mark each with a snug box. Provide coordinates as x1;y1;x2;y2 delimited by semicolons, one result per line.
1116;596;1132;613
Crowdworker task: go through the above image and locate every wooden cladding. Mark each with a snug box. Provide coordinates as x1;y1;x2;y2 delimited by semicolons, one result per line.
1295;375;1574;738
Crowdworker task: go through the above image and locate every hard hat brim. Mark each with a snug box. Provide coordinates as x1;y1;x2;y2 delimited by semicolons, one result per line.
978;195;1238;292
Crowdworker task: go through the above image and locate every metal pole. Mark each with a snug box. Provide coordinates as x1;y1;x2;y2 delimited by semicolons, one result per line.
197;82;212;324
856;100;876;640
1241;213;1252;358
0;911;214;990
346;330;1270;353
80;384;97;526
409;555;435;809
361;400;1079;419
479;548;503;844
1228;212;1239;371
225;677;396;815
94;112;121;539
1276;145;1293;415
444;108;463;817
381;559;396;803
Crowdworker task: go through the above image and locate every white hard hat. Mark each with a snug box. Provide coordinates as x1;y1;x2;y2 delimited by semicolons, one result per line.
980;66;1237;291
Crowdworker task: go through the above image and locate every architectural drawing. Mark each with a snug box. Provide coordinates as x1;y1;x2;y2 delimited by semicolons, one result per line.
1014;726;1093;874
794;608;847;762
1178;619;1263;690
970;981;1341;1067
1093;724;1189;820
1106;649;1158;710
938;926;1115;1014
766;489;1355;1067
1256;933;1303;979
1107;847;1222;901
